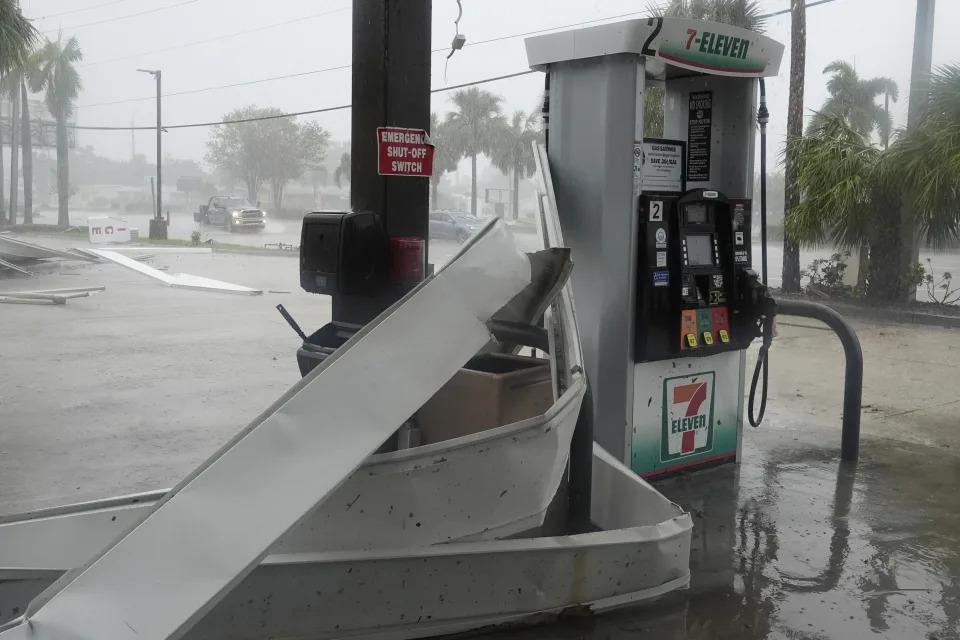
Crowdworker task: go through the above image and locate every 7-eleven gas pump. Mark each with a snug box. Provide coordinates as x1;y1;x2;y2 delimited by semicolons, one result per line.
525;18;782;477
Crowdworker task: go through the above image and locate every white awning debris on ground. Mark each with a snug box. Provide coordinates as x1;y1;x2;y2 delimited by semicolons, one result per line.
0;286;105;305
0;219;530;640
89;249;263;296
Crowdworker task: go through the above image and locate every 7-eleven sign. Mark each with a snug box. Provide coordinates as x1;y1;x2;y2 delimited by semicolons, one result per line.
662;372;715;461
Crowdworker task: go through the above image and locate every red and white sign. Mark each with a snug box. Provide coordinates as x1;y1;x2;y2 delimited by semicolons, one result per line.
87;216;133;244
377;127;434;177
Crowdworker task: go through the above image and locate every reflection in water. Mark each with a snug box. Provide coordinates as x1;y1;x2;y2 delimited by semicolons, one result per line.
493;433;960;640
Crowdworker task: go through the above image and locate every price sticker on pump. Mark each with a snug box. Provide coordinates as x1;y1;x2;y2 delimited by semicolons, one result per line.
377;127;435;177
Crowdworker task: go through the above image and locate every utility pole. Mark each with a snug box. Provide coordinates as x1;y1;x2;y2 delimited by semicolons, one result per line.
336;0;431;324
903;0;935;299
139;69;165;238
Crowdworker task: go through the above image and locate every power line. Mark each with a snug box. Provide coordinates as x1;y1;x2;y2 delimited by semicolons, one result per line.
70;70;536;131
78;11;650;108
33;0;137;21
79;62;352;107
73;1;841;113
42;0;203;34
78;6;350;68
758;0;840;19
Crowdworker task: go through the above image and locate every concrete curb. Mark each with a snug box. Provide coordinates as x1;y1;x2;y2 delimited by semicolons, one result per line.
775;297;960;329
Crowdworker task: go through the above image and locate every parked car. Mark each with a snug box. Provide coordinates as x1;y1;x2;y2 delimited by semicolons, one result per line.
429;210;475;243
196;196;266;232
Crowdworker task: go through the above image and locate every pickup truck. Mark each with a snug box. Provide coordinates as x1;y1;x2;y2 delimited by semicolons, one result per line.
194;196;266;232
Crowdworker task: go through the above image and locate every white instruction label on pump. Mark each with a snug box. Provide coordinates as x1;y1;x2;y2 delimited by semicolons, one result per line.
656;251;667;267
650;200;664;222
735;231;744;245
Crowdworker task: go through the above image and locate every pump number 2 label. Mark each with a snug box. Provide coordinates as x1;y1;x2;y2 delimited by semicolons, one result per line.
650;200;664;222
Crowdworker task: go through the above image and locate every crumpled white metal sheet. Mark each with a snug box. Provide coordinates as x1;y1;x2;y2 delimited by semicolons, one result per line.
0;384;582;572
1;220;531;640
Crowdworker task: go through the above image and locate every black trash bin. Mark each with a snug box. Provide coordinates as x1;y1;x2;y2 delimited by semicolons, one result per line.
296;321;359;377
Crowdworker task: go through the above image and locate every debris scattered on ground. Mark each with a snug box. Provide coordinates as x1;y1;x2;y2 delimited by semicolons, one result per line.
90;249;262;295
0;286;105;305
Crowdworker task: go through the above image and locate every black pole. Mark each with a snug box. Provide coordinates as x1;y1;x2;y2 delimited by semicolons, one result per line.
758;78;769;286
775;299;863;461
156;70;162;220
339;0;431;325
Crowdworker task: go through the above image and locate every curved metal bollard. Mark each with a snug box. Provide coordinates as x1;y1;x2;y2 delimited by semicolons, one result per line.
775;299;863;462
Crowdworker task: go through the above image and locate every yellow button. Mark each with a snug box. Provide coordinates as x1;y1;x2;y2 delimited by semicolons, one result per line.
719;329;730;343
686;333;698;348
702;332;714;346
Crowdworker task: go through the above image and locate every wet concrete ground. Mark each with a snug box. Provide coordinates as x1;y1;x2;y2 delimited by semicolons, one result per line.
1;237;959;638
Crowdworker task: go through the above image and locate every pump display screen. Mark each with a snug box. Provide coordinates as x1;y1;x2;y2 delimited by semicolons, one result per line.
686;234;714;266
685;203;709;224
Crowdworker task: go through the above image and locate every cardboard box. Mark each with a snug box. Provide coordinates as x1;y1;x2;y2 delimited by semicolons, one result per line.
418;353;553;444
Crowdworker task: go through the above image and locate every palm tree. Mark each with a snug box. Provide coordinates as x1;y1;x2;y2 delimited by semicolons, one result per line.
0;0;36;74
333;152;350;189
644;1;764;138
490;110;541;221
16;48;43;224
428;112;458;210
0;0;37;224
808;61;899;140
3;74;19;224
781;0;806;293
806;61;899;290
32;35;82;228
646;0;766;31
445;87;505;217
886;64;960;249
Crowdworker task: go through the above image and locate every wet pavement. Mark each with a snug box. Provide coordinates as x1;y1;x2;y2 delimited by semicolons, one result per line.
495;430;960;640
1;236;959;638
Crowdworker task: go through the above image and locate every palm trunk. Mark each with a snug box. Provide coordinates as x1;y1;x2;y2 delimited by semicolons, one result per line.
511;164;520;221
470;153;478;217
855;245;869;293
781;0;806;293
431;176;439;209
9;84;19;225
56;111;69;228
867;194;903;301
21;78;32;225
0;97;5;225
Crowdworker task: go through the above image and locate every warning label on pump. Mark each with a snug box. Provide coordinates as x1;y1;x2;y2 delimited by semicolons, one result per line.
377;127;434;177
687;91;713;182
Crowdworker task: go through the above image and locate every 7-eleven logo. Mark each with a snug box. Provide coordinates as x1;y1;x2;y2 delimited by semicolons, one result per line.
662;373;715;461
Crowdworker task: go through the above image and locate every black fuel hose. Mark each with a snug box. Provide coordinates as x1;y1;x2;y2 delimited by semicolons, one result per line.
749;78;771;428
748;317;772;427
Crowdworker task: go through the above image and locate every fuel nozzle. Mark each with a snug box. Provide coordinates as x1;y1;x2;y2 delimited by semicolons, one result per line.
739;268;777;342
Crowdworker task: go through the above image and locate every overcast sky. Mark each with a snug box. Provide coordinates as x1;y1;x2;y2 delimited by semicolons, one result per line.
20;0;960;170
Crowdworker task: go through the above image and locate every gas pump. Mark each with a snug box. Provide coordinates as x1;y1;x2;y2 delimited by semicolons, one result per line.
525;17;782;477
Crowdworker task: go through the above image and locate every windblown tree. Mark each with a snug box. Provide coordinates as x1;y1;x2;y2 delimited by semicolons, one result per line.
33;35;82;228
807;60;899;289
334;152;350;189
206;106;329;210
887;64;960;252
445;87;505;217
490;110;541;220
808;61;899;140
428;112;459;210
0;0;37;224
787;65;960;301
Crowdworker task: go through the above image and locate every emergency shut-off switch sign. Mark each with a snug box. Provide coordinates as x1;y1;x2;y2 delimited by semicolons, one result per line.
377;127;435;177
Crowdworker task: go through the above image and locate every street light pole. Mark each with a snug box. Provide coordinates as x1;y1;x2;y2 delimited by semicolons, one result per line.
138;68;164;238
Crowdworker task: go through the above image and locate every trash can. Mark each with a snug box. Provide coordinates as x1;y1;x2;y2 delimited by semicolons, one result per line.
296;321;359;377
